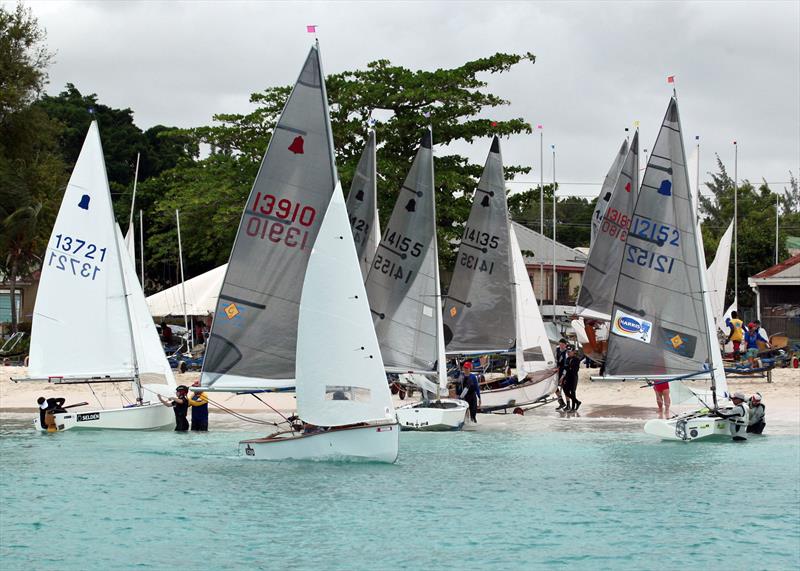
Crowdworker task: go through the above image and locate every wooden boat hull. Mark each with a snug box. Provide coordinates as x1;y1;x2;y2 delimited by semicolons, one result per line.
644;413;733;442
239;421;399;463
396;398;467;431
479;370;558;413
34;402;174;432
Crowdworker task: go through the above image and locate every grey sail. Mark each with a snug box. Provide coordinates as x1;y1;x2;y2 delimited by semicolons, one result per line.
576;131;640;320
607;98;712;377
345;130;379;279
443;136;515;353
365;128;439;372
590;139;629;247
200;44;336;388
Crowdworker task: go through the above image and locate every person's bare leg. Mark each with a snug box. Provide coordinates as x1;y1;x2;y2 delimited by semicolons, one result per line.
655;391;664;418
663;389;671;418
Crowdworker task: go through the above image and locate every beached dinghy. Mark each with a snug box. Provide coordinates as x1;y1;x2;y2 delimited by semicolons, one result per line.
598;97;731;441
364;128;467;431
192;42;397;461
442;138;558;413
16;122;175;431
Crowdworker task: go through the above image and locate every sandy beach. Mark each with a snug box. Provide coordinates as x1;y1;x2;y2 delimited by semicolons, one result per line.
3;365;798;431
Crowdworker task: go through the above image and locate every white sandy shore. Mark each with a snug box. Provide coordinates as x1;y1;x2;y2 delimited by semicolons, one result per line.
3;365;797;430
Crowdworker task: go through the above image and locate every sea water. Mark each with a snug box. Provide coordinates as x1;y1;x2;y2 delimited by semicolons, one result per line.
1;413;798;570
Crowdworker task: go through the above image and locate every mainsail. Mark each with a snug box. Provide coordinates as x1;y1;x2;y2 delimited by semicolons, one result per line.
576;132;640;320
200;44;335;390
443;136;515;353
345;130;381;279
364;128;441;374
706;221;734;331
607;98;723;388
591;139;629;247
296;182;395;426
29;121;136;379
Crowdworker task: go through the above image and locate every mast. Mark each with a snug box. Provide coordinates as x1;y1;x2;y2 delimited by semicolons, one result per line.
775;193;779;265
176;209;191;348
733;141;738;305
539;127;544;306
428;126;447;395
696;137;701;221
128;153;140;233
551;144;556;318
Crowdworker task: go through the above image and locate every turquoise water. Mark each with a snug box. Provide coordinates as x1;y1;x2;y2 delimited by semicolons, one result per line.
1;413;798;570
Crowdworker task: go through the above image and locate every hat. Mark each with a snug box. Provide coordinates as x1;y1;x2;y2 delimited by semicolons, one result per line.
191;380;201;387
461;361;473;370
747;322;757;329
176;385;189;393
750;392;762;403
731;391;746;401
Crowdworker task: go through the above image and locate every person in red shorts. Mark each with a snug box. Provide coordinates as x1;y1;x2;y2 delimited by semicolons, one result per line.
653;380;670;418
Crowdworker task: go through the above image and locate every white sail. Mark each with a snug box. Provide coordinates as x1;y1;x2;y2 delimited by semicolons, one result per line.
29;122;135;379
116;225;176;391
509;224;555;374
706;221;734;331
296;183;395;426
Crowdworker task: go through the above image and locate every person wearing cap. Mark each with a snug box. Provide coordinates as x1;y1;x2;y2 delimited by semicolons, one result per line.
743;322;770;366
456;361;481;423
562;346;582;411
555;338;570;411
188;380;209;432
158;385;190;431
747;393;766;434
714;392;750;441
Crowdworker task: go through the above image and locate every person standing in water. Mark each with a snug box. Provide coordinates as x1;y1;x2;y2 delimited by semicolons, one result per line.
188;381;209;431
555;338;570;411
715;392;749;441
653;380;671;419
747;393;766;434
562;346;581;411
457;361;481;423
158;385;190;431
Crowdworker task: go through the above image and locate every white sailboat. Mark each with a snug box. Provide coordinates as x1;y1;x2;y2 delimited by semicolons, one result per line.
364;128;468;431
196;42;397;461
17;121;175;431
598;97;730;441
443;137;557;413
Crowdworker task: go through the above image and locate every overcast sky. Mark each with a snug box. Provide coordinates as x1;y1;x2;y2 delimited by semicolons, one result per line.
18;0;800;200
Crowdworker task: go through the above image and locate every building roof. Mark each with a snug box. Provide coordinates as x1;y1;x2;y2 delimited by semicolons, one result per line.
511;221;587;269
748;253;800;286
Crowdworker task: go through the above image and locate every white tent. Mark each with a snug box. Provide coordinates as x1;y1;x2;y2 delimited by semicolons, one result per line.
146;264;226;317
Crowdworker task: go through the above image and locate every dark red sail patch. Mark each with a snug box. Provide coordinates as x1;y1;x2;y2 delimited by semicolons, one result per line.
288;136;305;154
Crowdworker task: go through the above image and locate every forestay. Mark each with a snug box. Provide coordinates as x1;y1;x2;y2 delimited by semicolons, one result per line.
29;122;135;379
576;132;640;320
345;130;381;280
607;98;717;380
200;44;335;390
443;136;515;353
510;225;555;374
591;139;629;247
365;129;440;373
296;183;395;426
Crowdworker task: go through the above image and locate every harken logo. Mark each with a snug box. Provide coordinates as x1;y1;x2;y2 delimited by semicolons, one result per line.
617;316;643;334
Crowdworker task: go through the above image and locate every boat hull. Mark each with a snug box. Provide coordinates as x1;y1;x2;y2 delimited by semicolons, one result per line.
479;372;558;413
239;421;399;463
34;402;174;432
644;414;732;442
396;399;467;431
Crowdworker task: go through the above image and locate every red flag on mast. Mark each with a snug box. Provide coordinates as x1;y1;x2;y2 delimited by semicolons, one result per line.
667;75;675;84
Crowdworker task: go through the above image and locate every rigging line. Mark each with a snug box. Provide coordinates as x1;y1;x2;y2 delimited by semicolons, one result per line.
248;393;291;423
205;396;280;426
87;383;105;410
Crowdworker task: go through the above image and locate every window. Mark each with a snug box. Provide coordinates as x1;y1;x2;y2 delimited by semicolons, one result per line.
557;273;571;303
0;291;22;324
324;386;371;402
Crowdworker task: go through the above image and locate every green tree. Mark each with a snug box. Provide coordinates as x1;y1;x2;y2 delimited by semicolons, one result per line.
143;52;537;282
508;184;596;248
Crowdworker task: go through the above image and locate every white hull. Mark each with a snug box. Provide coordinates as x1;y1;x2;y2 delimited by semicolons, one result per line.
644;413;732;442
479;372;558;413
396;399;468;431
239;421;399;463
34;401;174;432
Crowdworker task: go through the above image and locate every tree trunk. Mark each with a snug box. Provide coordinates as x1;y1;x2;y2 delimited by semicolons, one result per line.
9;255;18;334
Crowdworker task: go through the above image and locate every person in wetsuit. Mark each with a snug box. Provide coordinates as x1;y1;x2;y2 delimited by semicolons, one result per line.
37;396;66;427
188;381;209;431
457;361;481;422
562;347;582;411
747;393;766;434
158;385;190;431
715;392;749;441
555;338;570;411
